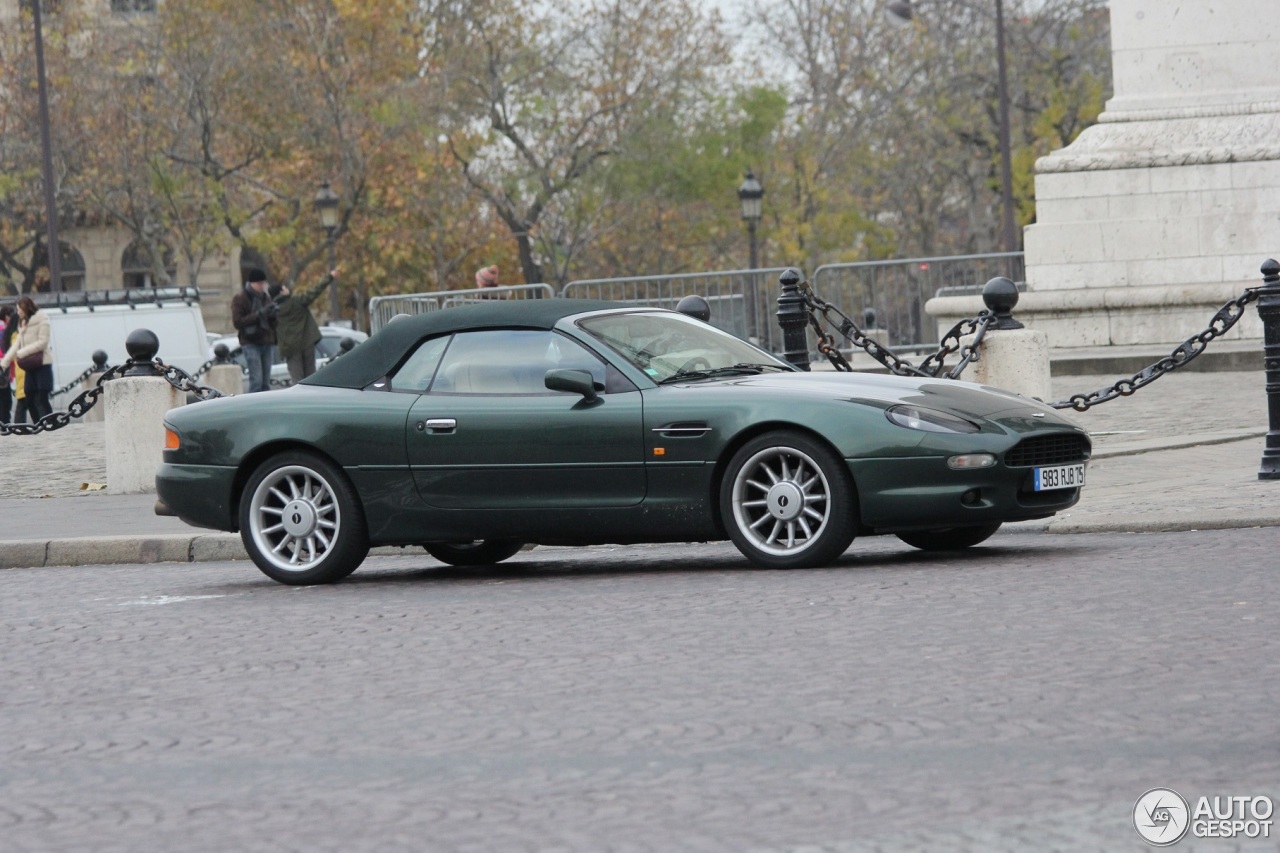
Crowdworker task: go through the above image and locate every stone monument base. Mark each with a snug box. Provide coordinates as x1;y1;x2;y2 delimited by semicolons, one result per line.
928;281;1264;351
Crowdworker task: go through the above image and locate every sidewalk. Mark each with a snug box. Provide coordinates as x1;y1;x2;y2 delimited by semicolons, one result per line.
1;364;1276;569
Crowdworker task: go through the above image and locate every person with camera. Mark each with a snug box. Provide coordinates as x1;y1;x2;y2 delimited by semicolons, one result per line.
231;268;279;393
270;268;339;384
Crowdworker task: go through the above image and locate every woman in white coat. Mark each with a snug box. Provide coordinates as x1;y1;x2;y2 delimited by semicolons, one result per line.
0;296;54;422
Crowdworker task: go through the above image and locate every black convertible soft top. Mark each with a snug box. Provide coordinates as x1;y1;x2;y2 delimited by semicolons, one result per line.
301;298;629;390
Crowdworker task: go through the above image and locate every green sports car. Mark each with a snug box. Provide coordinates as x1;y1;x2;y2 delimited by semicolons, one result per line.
156;298;1090;585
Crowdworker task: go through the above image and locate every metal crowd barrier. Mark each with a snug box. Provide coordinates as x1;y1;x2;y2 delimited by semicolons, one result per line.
368;284;554;332
364;256;1028;354
812;252;1025;349
561;268;791;350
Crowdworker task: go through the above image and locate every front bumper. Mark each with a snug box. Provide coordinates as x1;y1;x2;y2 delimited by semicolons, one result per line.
155;462;239;531
847;455;1081;532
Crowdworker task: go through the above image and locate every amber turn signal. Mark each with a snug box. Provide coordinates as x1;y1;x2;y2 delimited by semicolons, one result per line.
164;428;181;450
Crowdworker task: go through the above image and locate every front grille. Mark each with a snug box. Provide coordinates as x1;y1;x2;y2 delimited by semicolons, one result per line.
1005;433;1091;467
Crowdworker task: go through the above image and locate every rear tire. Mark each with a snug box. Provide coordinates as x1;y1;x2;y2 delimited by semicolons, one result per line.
895;522;1002;551
720;431;857;569
424;540;524;567
239;450;369;585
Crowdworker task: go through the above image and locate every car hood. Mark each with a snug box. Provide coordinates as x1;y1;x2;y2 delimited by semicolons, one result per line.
699;371;1083;430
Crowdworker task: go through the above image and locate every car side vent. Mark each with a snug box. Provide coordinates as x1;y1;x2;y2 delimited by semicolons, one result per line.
652;422;712;438
1005;434;1091;467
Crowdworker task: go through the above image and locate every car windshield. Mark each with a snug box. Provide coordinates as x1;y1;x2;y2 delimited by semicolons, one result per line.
578;311;792;383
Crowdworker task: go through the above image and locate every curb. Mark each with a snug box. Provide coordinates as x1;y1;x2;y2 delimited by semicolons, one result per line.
4;514;1280;570
0;534;423;570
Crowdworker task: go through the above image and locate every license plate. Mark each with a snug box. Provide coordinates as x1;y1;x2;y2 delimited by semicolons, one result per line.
1033;463;1085;491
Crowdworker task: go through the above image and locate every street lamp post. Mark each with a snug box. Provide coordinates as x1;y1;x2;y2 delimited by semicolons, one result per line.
737;170;764;341
32;0;63;292
313;181;340;322
887;0;1019;253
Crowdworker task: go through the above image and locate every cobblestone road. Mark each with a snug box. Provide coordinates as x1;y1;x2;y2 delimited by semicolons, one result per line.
3;530;1278;852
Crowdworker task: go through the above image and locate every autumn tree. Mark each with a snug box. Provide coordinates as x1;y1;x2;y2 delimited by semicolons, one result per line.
426;0;732;286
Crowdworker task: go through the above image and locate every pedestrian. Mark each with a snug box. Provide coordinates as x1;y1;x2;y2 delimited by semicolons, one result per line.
272;268;338;384
10;358;30;424
0;305;14;423
475;265;500;297
231;268;279;392
0;296;54;422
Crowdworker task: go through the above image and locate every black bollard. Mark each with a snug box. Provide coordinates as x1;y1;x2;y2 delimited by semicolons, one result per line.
124;328;162;376
1257;258;1280;479
982;277;1025;330
92;350;108;371
776;268;811;372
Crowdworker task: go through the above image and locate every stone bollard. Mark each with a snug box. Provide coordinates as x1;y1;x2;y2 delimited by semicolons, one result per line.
104;330;185;495
959;277;1052;401
202;344;243;397
80;350;110;423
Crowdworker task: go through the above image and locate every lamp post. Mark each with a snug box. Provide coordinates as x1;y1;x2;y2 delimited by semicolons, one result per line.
887;0;1018;253
737;170;764;341
313;181;339;322
32;0;63;292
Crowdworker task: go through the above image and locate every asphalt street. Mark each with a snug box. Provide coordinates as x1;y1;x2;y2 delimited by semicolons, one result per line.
3;529;1278;852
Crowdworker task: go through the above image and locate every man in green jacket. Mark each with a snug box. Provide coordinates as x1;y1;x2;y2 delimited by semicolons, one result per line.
273;268;338;383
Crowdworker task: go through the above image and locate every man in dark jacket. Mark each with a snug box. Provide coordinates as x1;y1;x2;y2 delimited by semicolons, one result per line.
273;269;338;383
230;268;278;392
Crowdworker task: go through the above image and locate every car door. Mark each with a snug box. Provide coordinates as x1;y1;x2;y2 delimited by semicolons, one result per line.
402;329;646;509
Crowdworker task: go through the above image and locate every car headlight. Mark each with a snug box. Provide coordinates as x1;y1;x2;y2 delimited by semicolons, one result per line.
885;404;981;434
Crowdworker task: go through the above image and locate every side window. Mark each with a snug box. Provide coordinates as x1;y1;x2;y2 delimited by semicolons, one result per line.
430;329;610;395
389;336;451;392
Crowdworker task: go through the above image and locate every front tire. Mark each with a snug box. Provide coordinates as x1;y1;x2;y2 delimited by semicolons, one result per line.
895;522;1002;551
720;431;857;569
424;540;524;567
239;450;369;585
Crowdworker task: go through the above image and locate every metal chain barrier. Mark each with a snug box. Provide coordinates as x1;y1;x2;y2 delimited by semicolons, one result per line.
190;356;219;381
1;357;224;436
800;281;992;379
799;274;1262;404
0;363;132;436
51;365;100;399
1049;287;1262;412
156;359;225;401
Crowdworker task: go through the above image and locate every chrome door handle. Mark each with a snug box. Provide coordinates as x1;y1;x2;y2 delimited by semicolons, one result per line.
421;418;457;434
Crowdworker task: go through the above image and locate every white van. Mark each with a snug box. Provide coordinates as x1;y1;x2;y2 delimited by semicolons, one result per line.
4;289;210;397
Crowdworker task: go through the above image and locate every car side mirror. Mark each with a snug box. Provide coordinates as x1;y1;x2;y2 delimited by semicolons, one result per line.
545;368;602;402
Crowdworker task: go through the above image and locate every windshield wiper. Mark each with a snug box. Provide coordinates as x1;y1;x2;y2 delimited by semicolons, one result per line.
658;362;789;384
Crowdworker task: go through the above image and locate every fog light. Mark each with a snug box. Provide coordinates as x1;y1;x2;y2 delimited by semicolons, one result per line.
961;489;982;505
947;453;995;470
